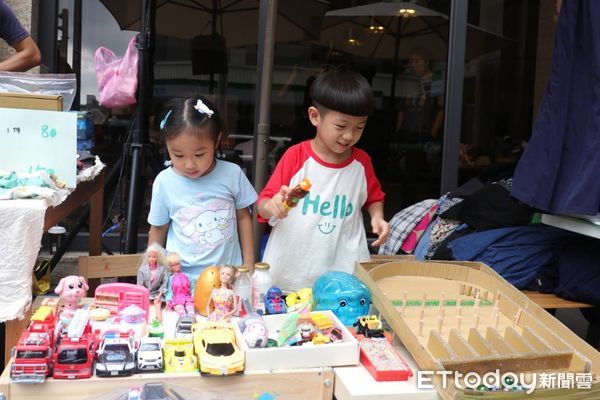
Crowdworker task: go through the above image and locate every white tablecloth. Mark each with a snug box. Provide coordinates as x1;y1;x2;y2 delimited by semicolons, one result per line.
0;157;105;321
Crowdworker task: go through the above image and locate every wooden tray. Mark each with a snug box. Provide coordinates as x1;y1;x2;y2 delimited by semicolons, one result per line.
355;259;600;399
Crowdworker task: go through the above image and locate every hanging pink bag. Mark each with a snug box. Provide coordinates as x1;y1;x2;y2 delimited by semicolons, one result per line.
95;35;138;108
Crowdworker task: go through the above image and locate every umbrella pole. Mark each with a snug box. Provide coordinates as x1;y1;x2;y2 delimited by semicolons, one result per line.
251;0;278;260
124;0;156;254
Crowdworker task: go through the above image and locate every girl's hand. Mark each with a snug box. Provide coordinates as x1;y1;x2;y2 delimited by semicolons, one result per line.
370;217;390;247
266;185;290;219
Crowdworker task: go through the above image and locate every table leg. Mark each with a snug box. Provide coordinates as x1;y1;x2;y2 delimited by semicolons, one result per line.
89;172;104;256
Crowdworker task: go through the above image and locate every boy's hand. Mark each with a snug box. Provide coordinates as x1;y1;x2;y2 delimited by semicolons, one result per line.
370;217;390;247
266;185;290;219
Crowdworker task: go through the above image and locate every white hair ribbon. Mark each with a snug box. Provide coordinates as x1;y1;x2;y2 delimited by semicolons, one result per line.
194;99;214;118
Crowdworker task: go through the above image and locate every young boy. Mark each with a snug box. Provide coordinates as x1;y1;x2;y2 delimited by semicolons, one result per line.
257;68;389;292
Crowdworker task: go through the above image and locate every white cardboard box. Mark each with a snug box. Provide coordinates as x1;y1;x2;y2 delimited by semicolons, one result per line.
234;310;360;371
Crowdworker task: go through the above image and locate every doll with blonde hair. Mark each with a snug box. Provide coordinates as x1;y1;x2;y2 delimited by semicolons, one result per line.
206;265;238;321
166;252;195;316
137;242;169;322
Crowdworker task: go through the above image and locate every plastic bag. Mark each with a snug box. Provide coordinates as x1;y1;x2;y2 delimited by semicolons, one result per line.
95;35;138;108
0;71;76;111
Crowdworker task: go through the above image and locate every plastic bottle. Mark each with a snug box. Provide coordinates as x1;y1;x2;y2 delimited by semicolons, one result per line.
252;262;273;315
233;265;253;317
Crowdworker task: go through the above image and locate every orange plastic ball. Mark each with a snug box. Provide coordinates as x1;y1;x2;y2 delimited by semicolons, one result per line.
194;266;221;316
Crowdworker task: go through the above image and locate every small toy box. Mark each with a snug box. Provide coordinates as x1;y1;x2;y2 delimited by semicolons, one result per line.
234;310;359;371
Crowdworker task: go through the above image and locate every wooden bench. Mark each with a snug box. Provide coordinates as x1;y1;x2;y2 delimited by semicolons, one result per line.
78;253;140;280
522;290;599;349
522;290;595;310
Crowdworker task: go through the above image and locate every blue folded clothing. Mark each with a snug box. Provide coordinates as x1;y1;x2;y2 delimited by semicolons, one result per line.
448;226;575;288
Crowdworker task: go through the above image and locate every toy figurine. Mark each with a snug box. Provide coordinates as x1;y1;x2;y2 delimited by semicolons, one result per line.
286;287;313;314
264;286;287;314
240;315;268;348
206;265;238;322
268;178;312;226
297;314;316;342
55;275;88;321
165;252;195;317
136;243;169;323
313;271;371;326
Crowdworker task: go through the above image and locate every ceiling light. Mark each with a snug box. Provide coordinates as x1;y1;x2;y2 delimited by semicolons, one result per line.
398;8;416;18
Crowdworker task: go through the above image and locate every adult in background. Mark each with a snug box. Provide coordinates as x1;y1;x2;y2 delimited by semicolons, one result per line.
0;0;41;71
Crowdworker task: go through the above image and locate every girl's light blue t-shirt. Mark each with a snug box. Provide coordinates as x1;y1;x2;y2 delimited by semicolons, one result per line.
148;160;257;278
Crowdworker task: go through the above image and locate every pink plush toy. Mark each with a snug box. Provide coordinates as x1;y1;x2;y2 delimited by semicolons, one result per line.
54;275;88;320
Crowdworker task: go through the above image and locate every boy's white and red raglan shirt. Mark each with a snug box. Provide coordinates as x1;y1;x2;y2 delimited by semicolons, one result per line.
258;140;385;292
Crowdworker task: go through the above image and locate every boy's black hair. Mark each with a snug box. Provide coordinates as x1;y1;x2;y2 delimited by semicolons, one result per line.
309;67;375;116
158;96;223;144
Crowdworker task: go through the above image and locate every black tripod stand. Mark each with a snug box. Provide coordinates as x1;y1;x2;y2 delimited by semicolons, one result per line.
123;0;157;254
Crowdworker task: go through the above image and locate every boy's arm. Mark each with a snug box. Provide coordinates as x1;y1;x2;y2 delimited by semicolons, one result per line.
236;208;255;266
149;223;169;247
366;201;389;247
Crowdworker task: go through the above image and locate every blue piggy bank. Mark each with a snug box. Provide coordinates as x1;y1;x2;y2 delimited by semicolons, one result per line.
312;271;371;326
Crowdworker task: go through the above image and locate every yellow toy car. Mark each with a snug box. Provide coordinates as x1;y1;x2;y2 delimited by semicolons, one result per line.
192;321;244;376
163;338;197;373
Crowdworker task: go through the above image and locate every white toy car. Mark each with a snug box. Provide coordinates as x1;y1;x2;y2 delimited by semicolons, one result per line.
136;337;163;372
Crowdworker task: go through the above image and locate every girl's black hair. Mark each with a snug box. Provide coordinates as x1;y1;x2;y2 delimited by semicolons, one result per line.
309;67;375;116
158;96;223;144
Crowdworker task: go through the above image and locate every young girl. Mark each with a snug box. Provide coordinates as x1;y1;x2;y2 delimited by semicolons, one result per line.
137;243;169;322
165;252;195;317
148;97;257;279
206;265;238;322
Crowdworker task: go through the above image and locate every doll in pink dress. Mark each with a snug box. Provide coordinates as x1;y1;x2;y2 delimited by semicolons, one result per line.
206;265;238;322
166;252;195;316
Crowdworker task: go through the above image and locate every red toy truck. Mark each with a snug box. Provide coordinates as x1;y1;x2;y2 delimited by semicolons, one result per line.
11;306;60;383
53;309;98;379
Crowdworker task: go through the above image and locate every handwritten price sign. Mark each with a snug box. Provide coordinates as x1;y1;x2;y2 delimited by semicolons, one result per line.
0;108;77;187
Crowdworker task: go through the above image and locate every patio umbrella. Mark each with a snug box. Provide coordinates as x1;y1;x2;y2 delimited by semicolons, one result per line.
320;2;515;61
100;0;329;48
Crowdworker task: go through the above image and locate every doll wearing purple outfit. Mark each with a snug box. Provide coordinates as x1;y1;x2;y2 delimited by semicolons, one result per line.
166;252;195;316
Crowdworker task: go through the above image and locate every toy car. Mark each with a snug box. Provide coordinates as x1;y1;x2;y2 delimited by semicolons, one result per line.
163;338;197;373
136;337;163;372
354;315;385;338
264;286;286;314
95;333;137;377
140;382;169;400
175;315;194;339
193;322;244;376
